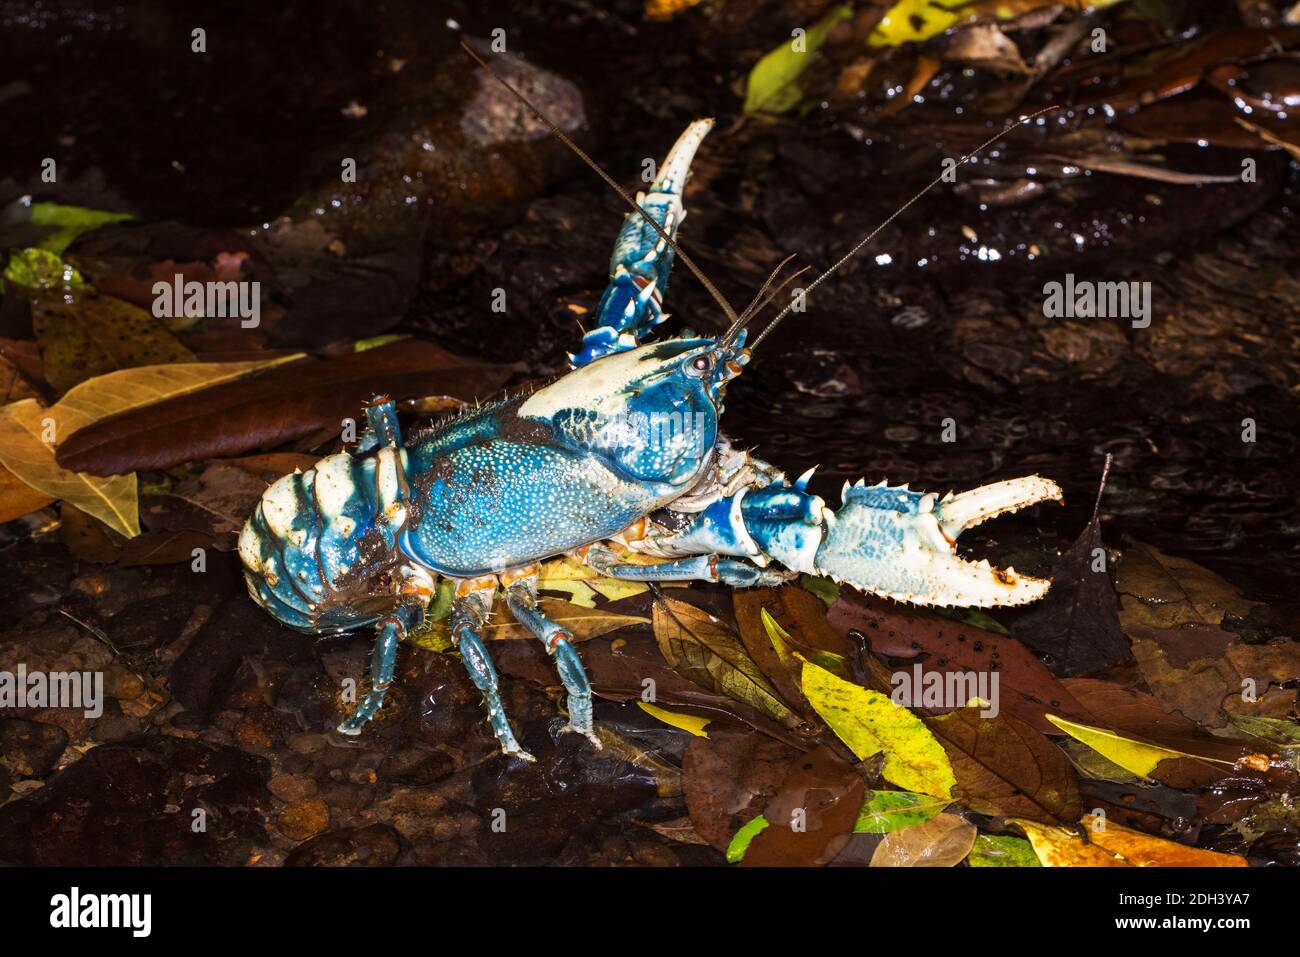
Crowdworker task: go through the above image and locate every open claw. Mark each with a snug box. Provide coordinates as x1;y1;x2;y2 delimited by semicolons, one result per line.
814;476;1063;608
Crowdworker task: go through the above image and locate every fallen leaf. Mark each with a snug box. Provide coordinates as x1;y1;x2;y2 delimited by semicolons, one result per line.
1117;537;1258;630
1116;539;1295;726
27;202;133;254
411;598;650;653
32;290;195;395
942;25;1030;74
869;813;977;867
58;503;121;563
51;356;303;438
1014;455;1130;675
828;591;1092;733
743;5;854;114
967;833;1040;867
1226;714;1300;746
637;701;711;738
56;339;509;475
1083;814;1249;866
0;465;53;522
1045;154;1241;185
927;708;1082;823
854;789;950;833
801;656;956;798
0;398;138;537
654;596;801;729
537;553;651;608
1013;818;1130;866
1045;711;1257;789
742;745;865;866
682;726;800;851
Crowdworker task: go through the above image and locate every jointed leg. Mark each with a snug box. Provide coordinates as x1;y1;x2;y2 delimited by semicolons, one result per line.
355;394;402;452
338;602;421;735
505;573;601;748
585;545;795;588
451;584;535;762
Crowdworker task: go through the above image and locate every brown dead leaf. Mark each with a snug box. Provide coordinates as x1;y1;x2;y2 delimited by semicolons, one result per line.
56;340;510;475
654;595;802;729
741;745;865;867
869;812;977;867
927;708;1082;824
828;591;1092;733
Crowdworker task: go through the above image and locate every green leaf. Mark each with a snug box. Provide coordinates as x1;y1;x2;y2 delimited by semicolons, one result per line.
742;5;853;114
968;834;1041;867
799;573;840;607
29;202;133;254
354;333;410;352
801;657;956;798
4;248;89;290
1225;714;1300;746
726;816;771;863
762;606;849;676
855;789;950;833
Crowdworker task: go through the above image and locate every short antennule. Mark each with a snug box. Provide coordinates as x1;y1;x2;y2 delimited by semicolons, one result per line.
460;41;741;331
747;105;1058;352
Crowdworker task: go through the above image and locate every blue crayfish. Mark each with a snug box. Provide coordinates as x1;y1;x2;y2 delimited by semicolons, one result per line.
239;51;1062;761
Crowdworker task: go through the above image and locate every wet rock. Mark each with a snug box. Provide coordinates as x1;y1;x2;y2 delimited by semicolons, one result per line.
277;797;330;842
268;772;317;802
378;745;457;785
0;717;68;778
284;823;402;866
459;42;586;147
375;788;448;841
288;732;327;755
0;735;271;865
103;662;146;700
313;781;371;813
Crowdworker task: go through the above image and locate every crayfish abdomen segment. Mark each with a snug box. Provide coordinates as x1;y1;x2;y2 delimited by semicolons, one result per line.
239;448;408;635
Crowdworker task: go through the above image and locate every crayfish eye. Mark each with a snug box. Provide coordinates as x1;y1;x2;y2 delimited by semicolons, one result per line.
690;356;712;373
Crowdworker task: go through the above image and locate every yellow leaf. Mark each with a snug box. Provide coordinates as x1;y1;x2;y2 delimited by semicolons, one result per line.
408;597;649;653
638;701;711;738
801;657;955;798
1045;713;1232;779
1014;815;1248;867
0;399;139;537
0;464;54;523
1013;818;1129;867
0;357;303;539
1081;814;1248;866
869;0;1130;48
51;355;304;437
537;554;650;608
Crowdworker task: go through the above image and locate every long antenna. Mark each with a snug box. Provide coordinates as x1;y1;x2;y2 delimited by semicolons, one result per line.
748;105;1059;352
733;253;797;333
460;40;741;330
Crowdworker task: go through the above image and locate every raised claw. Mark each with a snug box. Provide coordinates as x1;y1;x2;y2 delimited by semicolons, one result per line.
814;476;1064;608
572;118;714;368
